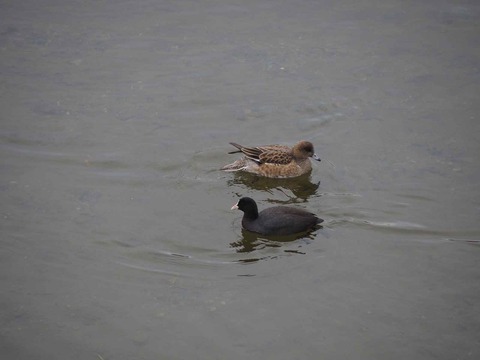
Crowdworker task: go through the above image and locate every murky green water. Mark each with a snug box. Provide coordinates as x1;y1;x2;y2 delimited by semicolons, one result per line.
1;1;479;359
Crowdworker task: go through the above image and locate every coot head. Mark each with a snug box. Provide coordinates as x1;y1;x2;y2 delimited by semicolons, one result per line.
231;197;258;219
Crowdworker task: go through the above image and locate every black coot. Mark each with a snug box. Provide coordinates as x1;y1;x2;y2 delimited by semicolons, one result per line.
231;197;323;236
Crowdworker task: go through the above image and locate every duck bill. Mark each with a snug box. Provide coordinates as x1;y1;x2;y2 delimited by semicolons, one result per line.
313;153;321;162
231;203;239;210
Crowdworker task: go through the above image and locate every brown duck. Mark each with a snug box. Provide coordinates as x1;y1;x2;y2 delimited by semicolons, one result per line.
221;140;321;178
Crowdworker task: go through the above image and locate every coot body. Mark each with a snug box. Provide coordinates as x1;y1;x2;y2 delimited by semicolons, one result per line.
231;197;323;236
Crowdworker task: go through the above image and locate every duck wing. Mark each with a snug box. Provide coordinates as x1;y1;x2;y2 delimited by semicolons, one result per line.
229;143;293;164
258;148;293;165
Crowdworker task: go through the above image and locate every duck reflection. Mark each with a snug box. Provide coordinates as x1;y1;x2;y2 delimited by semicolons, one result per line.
227;171;320;202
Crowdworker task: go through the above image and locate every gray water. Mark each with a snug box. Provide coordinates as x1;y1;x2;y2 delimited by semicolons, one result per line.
1;1;479;359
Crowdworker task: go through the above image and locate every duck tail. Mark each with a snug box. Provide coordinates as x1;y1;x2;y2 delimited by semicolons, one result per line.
227;142;244;154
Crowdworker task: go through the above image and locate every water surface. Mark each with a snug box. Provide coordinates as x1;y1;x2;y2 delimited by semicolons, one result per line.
1;1;479;359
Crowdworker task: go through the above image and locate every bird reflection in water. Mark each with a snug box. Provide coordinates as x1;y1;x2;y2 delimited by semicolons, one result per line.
227;171;320;203
230;227;321;255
